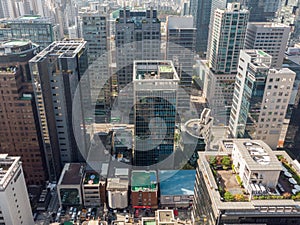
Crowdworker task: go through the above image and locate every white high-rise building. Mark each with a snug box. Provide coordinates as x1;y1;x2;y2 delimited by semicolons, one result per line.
0;154;34;225
245;22;290;68
229;50;296;149
203;3;249;125
208;2;249;74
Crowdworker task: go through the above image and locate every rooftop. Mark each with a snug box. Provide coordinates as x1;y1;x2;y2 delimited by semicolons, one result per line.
1;15;55;24
159;170;196;196
58;163;85;186
0;39;38;56
197;148;300;211
184;109;213;139
133;60;179;81
1;40;31;47
233;139;282;171
249;22;290;28
113;129;133;148
107;177;129;190
83;171;100;185
167;16;194;29
157;210;175;223
30;39;86;61
18;15;41;20
131;171;157;191
0;154;21;191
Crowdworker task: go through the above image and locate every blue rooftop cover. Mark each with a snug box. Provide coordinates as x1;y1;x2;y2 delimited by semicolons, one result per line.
159;170;196;196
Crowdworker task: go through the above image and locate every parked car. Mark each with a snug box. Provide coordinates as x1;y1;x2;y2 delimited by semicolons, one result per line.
69;207;74;215
125;214;129;223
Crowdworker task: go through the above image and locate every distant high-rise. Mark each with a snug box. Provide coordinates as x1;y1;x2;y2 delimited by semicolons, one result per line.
30;39;89;166
0;40;48;185
181;1;190;16
189;0;212;54
245;22;290;68
0;0;16;18
0;154;34;225
133;61;179;166
208;2;249;74
166;15;196;111
80;10;111;116
80;11;108;64
242;0;281;22
0;15;61;49
115;8;161;90
229;50;295;149
275;0;300;46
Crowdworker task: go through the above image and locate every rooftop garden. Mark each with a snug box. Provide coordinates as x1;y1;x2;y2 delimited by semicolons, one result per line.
277;155;300;200
207;155;300;202
84;172;99;185
208;155;249;202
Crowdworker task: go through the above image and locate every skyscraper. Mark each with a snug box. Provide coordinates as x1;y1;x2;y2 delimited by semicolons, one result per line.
115;8;161;90
80;10;111;118
242;0;281;22
0;40;48;185
0;154;34;225
133;60;179;166
166;15;196;111
229;50;295;149
208;2;249;74
189;0;212;55
275;0;300;46
245;22;290;68
80;11;108;64
30;39;89;167
0;15;61;49
203;3;249;124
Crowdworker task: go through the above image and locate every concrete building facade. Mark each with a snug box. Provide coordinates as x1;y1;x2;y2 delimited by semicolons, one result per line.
115;8;161;90
0;15;61;49
166;15;196;111
30;39;89;165
193;144;300;225
131;170;158;209
208;3;249;74
0;39;48;185
229;50;295;149
0;154;34;225
245;22;290;68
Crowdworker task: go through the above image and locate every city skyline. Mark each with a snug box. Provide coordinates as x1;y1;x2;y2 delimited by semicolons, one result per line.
0;0;300;224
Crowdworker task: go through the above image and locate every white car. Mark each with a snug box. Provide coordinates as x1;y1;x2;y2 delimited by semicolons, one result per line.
69;207;73;215
125;215;129;223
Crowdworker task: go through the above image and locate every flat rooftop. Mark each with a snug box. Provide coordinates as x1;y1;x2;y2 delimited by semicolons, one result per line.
0;154;20;190
30;39;86;61
159;170;196;196
133;60;179;81
107;177;129;190
249;22;290;28
3;15;54;24
83;171;100;185
1;40;31;47
58;163;85;186
157;210;175;223
197;150;300;212
131;171;157;191
113;129;132;148
167;16;194;29
233;139;282;171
